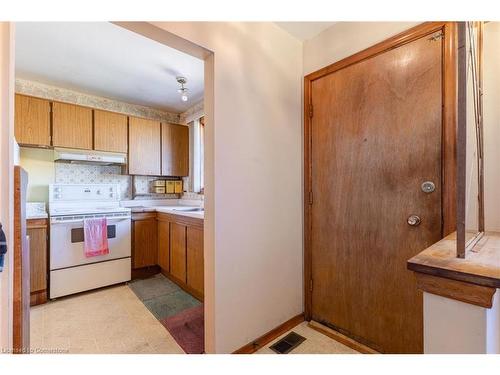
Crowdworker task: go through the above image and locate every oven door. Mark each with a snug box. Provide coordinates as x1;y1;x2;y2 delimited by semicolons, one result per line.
50;216;131;270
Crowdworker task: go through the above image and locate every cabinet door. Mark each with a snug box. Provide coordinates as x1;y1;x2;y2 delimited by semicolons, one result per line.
14;94;51;147
129;117;161;175
187;227;204;297
52;102;93;149
27;226;47;294
170;222;186;282
133;218;158;268
157;220;170;272
161;123;189;176
94;110;128;153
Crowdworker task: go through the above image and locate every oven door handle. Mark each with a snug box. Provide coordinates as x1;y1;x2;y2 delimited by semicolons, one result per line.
50;216;131;225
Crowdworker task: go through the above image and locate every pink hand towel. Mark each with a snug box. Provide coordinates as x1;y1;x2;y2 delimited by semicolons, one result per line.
84;218;109;257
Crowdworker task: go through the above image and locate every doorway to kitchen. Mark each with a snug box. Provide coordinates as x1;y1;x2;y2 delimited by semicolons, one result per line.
11;21;214;354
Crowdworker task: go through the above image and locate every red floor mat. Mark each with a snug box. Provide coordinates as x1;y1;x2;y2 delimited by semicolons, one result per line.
160;305;204;354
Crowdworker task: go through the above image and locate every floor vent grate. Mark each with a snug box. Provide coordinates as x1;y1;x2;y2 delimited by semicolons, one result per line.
269;331;306;354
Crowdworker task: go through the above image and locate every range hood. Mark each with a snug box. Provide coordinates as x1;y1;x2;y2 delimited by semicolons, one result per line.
54;148;127;166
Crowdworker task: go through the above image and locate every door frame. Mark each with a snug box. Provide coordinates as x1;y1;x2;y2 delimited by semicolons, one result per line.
0;21;15;351
303;22;458;320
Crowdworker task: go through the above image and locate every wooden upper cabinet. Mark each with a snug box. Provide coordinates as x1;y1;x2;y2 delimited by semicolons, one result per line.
14;94;51;147
161;123;189;177
129;116;161;176
94;110;128;153
52;102;93;149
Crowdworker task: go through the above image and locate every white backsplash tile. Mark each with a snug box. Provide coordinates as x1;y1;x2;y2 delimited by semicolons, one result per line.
181;191;204;201
54;163;182;200
55;163;131;198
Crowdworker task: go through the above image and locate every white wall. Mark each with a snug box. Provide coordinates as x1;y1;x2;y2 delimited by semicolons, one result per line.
19;148;54;202
423;291;500;353
144;22;304;353
487;291;500;353
0;22;15;351
483;22;500;231
303;22;420;75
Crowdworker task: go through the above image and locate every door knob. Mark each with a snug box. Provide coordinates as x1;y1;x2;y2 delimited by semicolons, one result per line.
407;215;421;226
421;181;435;193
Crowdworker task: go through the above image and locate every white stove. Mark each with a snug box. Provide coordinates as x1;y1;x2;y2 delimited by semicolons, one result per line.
49;184;131;299
49;183;129;214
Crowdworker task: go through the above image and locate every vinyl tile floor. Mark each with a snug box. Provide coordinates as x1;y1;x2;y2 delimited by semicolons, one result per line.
129;274;201;320
256;322;359;354
30;283;185;354
31;278;355;354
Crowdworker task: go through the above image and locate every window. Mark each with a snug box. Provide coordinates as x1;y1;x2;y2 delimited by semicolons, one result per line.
199;116;204;193
190;116;204;193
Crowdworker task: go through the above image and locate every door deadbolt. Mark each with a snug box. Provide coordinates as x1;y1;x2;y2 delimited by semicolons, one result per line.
407;215;421;226
421;181;435;193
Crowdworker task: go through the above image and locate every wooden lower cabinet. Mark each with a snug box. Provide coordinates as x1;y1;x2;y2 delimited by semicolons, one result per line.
157;213;204;301
157;220;170;272
27;218;48;306
186;227;204;297
132;213;158;269
170;223;187;282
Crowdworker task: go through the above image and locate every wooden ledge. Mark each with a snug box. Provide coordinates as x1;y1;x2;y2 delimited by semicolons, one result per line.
415;272;496;308
407;232;500;289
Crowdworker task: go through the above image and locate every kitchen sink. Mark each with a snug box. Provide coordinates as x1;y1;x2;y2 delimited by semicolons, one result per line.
171;207;204;212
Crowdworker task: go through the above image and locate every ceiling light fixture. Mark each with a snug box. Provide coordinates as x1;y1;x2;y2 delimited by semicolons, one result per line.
176;76;189;102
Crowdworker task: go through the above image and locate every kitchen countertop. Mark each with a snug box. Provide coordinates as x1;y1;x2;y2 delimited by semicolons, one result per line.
121;200;204;220
26;202;48;220
407;231;500;288
26;213;49;220
130;205;204;220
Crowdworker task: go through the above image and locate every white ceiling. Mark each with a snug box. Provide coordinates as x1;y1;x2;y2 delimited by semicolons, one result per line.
275;22;337;41
15;22;204;113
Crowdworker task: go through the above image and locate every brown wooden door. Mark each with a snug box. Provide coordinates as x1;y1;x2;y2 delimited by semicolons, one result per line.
128;117;161;176
52;102;93;149
161;123;189;177
14;94;51;147
94;110;128;153
309;33;443;353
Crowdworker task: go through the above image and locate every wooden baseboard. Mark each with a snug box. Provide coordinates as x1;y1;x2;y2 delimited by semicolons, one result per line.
308;321;379;354
233;313;305;354
30;290;47;306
